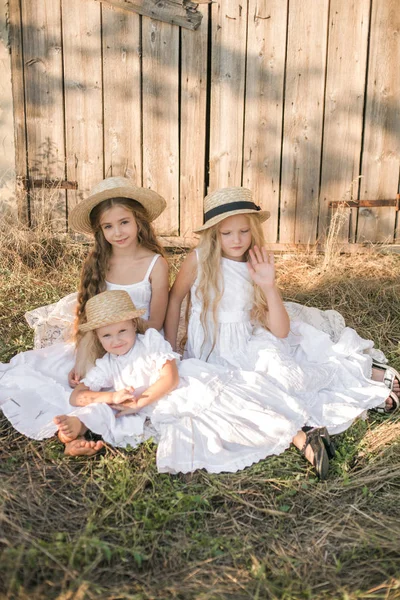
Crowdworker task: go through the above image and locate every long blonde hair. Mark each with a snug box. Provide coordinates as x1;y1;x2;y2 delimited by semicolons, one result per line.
74;197;165;344
75;317;147;378
196;214;269;354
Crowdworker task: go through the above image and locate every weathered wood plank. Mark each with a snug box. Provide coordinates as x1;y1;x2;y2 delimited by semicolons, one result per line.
242;0;288;244
357;0;400;243
62;0;104;218
180;3;208;239
21;0;66;230
208;0;248;191
318;0;370;244
102;3;142;182
142;18;179;235
95;0;204;31
279;0;329;244
8;0;28;222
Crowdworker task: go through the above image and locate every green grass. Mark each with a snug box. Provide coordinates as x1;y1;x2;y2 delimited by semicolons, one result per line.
1;227;400;599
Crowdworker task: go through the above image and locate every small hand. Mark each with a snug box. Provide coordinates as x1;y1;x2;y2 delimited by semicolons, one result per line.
114;402;139;418
68;367;81;388
111;387;136;404
247;246;276;289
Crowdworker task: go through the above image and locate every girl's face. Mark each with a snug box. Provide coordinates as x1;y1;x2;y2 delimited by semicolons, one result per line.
96;319;136;356
99;205;138;250
218;214;252;261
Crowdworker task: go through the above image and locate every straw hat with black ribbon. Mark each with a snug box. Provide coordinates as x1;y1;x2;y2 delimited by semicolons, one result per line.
69;176;167;235
194;187;270;233
79;290;146;333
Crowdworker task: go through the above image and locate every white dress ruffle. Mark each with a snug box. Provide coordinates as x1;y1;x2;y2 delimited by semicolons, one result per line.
184;256;389;435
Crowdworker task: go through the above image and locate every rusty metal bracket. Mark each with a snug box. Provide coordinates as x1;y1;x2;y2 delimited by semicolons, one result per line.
20;178;78;190
328;194;400;211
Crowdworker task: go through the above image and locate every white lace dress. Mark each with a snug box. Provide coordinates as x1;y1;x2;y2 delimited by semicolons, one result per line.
185;256;389;435
0;255;161;440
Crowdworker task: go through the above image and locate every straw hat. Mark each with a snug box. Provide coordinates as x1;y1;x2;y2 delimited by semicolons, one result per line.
194;187;270;233
79;290;146;333
69;176;167;234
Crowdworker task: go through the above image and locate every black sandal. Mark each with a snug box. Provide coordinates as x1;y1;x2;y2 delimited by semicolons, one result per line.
301;427;330;480
302;426;335;459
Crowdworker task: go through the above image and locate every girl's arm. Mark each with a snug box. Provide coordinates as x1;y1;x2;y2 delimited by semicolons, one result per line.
248;246;290;339
164;251;197;350
69;383;135;407
147;256;170;330
114;359;179;417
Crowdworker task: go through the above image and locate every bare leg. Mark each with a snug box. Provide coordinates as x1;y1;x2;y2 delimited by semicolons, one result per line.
293;430;314;465
54;415;87;444
64;438;104;456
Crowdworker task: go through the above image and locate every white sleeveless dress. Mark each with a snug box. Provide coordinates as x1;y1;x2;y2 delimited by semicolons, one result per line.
0;255;161;442
185;256;389;435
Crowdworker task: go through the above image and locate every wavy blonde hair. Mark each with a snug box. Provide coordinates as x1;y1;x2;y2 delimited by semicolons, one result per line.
195;214;269;355
75;317;147;378
74;197;165;350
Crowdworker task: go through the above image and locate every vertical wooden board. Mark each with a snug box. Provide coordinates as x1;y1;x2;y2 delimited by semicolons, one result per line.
279;0;329;244
357;0;400;243
102;4;142;182
242;0;288;244
142;18;179;236
180;4;208;240
208;0;248;190
21;0;66;230
318;0;370;244
62;0;103;215
8;0;28;222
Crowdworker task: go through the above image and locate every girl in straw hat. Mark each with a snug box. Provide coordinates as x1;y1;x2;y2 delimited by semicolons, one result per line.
0;177;170;454
54;290;308;466
53;290;180;456
165;187;396;479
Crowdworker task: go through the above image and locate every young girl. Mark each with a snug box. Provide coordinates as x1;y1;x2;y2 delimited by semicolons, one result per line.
0;176;169;451
54;290;180;456
165;187;397;477
56;290;309;470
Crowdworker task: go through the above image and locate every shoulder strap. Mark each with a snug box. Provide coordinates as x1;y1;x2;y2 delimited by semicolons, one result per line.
143;254;160;281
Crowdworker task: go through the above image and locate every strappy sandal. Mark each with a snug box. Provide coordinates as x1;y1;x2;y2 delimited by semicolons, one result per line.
370;391;400;415
372;360;400;393
302;426;336;459
301;427;330;480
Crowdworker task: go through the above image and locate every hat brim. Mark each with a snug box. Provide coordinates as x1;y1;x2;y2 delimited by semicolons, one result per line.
69;187;167;235
193;208;270;233
79;308;146;333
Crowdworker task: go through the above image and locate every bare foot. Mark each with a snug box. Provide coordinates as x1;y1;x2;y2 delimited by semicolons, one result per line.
64;438;104;456
54;415;87;443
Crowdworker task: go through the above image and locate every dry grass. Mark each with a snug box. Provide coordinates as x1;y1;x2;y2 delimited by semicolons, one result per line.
1;215;400;599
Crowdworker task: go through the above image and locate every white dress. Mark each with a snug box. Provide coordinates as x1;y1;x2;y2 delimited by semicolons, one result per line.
77;328;307;472
0;255;161;440
185;255;389;435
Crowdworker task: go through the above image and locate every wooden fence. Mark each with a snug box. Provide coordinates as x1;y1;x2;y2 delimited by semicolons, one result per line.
7;0;400;247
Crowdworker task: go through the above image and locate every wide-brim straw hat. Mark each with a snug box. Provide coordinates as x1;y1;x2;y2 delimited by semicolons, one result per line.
193;187;270;233
79;290;146;333
69;176;167;235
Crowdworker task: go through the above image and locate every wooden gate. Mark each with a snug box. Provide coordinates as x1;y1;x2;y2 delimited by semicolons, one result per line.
8;0;400;247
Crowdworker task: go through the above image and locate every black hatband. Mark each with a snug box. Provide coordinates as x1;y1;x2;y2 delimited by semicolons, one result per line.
204;201;261;223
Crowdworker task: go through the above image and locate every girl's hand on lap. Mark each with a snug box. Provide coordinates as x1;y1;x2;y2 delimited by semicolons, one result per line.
247;246;276;289
114;404;139;417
